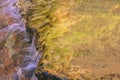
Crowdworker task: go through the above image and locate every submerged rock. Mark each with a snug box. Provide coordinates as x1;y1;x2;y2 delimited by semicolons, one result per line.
35;71;63;80
0;0;40;80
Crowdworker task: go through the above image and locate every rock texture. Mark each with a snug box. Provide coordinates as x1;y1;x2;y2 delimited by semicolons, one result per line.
0;0;40;80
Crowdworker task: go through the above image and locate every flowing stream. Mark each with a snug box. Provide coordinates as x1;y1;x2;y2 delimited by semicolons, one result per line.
0;0;40;80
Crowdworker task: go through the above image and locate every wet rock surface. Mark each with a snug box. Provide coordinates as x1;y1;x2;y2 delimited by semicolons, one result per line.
0;0;40;80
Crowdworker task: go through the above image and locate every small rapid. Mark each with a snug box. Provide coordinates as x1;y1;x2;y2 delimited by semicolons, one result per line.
0;0;40;80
